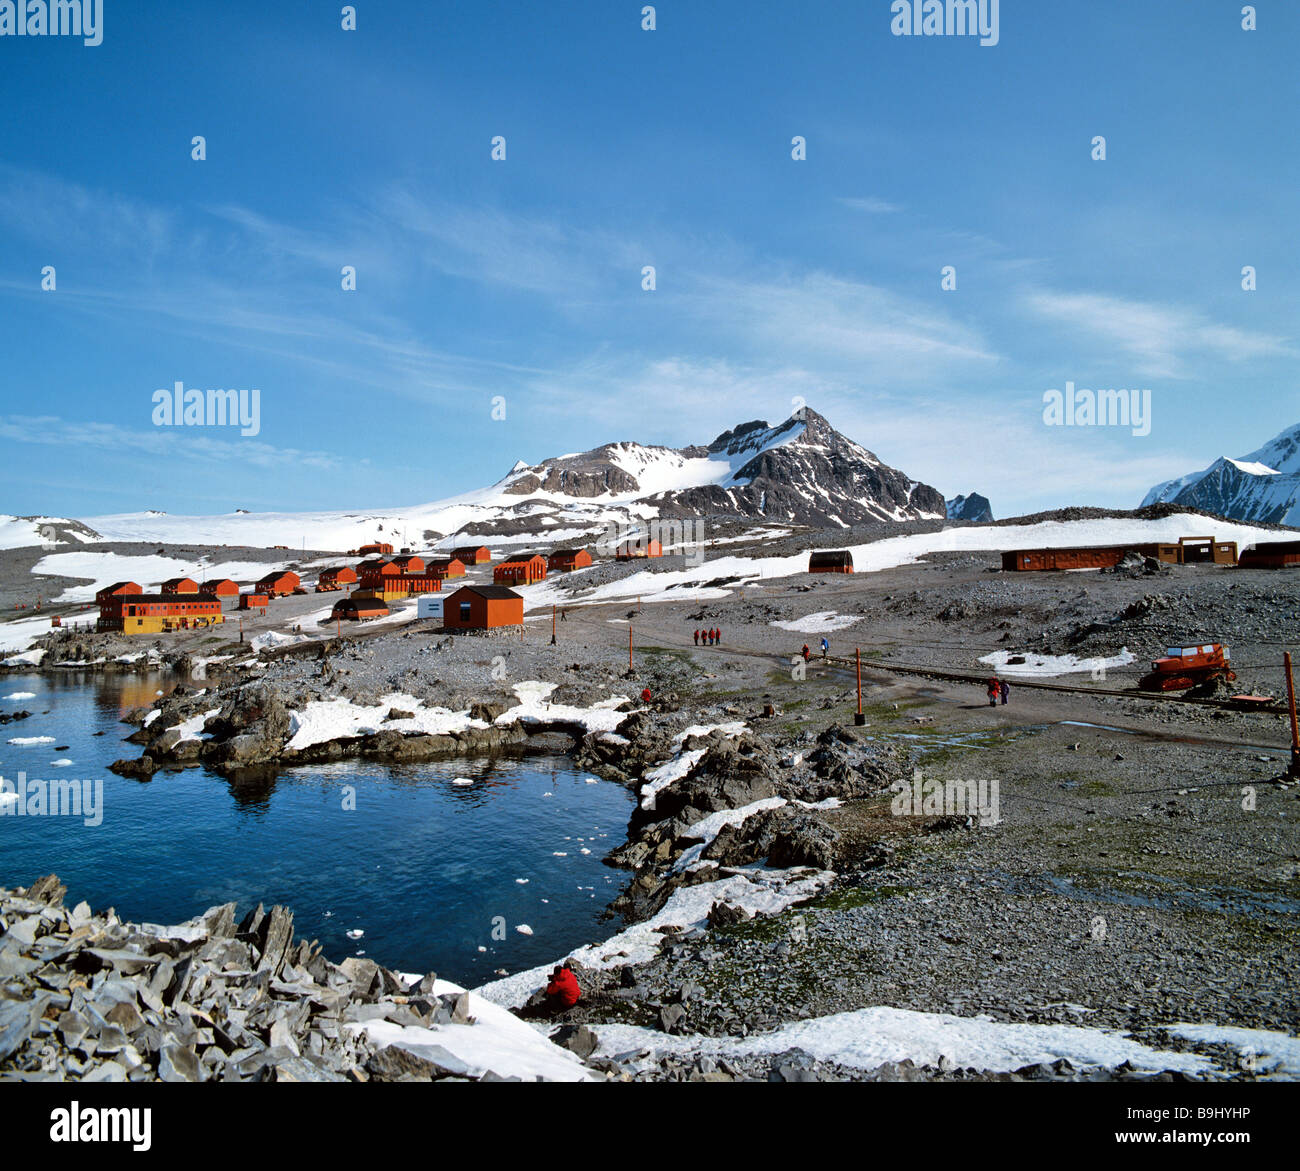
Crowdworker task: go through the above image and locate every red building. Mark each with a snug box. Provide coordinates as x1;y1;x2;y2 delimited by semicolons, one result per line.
548;548;593;572
358;542;394;556
95;581;141;605
256;571;301;597
200;578;240;597
493;554;547;585
390;554;426;574
443;585;524;630
160;577;200;595
808;551;854;574
239;593;269;610
1239;540;1300;569
451;545;491;564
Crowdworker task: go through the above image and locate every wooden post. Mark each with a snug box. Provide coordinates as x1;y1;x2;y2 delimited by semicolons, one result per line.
551;604;556;645
855;647;865;725
1286;652;1300;774
629;625;633;673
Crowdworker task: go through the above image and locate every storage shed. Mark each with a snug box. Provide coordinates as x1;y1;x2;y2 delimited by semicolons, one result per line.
315;566;358;592
548;548;593;572
256;570;301;597
160;577;200;595
1239;540;1300;569
808;550;854;574
443;585;524;630
615;540;662;560
493;554;547;585
332;595;390;621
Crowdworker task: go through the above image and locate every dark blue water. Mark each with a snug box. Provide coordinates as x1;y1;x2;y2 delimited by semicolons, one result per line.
0;671;633;985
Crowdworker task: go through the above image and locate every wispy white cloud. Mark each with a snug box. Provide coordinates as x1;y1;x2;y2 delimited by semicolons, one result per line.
1023;289;1293;379
0;415;348;472
836;196;901;214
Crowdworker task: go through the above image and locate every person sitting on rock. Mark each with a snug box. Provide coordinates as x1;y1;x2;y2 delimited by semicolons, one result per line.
545;961;581;1012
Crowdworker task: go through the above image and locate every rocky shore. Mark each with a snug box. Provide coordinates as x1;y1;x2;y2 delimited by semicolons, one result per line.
0;875;590;1082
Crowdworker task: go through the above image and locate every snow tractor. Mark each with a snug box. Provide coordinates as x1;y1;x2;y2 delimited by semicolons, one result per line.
1138;643;1235;692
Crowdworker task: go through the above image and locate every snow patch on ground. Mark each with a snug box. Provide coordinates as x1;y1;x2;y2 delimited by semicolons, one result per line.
348;979;596;1082
475;867;834;1009
1168;1023;1300;1078
770;611;863;634
591;1006;1211;1076
979;649;1136;677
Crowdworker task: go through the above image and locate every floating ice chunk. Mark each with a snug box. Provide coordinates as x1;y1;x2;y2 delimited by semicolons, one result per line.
346;929;364;940
515;924;534;936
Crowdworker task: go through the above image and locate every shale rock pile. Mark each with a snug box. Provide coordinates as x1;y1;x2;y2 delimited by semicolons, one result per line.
0;875;522;1082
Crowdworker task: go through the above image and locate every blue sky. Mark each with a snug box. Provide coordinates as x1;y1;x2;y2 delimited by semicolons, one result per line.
1;0;1296;520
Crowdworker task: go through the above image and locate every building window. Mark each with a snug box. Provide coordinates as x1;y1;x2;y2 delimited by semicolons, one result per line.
460;602;472;622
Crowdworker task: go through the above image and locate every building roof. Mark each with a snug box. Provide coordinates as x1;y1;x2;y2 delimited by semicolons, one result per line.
161;576;198;586
448;585;523;601
97;581;140;594
549;548;588;558
497;553;545;566
106;593;221;604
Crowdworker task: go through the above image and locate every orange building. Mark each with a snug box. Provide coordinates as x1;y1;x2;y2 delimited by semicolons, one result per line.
256;571;301;597
98;593;225;634
95;581;141;605
451;545;491;564
493;554;547;585
160;577;200;594
316;566;359;592
332;595;390;620
615;540;662;560
390;554;426;574
200;578;240;597
548;548;593;572
239;593;269;610
443;585;524;630
358;542;394;556
428;557;467;580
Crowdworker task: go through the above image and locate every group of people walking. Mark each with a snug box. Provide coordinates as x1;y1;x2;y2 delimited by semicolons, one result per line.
986;677;1010;706
694;627;722;645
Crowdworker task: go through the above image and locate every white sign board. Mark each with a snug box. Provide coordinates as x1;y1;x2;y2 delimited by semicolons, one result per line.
416;595;443;620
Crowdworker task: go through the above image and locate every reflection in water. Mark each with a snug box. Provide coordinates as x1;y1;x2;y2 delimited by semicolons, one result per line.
0;670;633;983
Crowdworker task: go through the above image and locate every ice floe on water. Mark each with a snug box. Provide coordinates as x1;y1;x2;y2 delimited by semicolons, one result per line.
7;736;55;746
3;692;36;700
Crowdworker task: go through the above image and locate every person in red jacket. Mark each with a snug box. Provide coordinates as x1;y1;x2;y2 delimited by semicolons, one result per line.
693;628;699;645
545;962;581;1011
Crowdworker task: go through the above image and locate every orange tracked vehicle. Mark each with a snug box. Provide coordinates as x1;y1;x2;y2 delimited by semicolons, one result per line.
1139;643;1236;692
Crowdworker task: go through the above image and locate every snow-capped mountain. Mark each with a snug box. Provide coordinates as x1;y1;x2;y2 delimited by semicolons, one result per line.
501;409;944;528
1141;423;1300;526
75;408;942;550
945;493;994;523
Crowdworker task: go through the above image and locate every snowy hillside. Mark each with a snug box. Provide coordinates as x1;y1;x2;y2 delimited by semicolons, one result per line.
1142;423;1300;525
75;407;944;549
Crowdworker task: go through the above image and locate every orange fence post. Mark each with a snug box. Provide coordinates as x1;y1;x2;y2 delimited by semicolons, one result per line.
855;647;865;725
1286;653;1299;775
